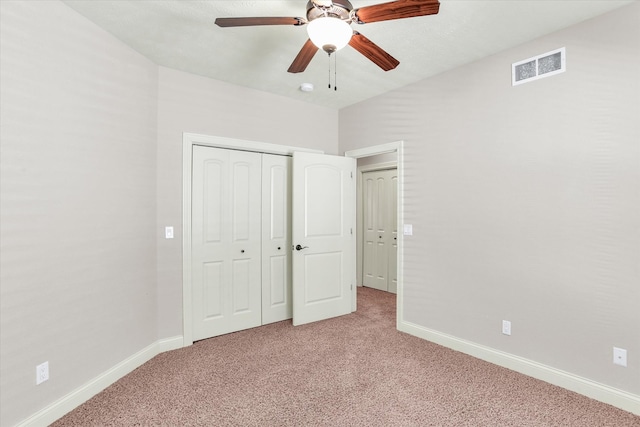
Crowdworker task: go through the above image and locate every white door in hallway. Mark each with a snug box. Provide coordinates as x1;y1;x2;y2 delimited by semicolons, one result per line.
291;152;356;326
261;154;292;324
192;145;262;340
388;171;398;294
362;169;397;293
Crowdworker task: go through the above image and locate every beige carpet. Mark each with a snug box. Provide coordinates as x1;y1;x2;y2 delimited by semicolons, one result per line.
53;287;639;426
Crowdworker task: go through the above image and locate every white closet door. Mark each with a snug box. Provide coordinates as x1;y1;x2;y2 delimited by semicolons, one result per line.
261;154;292;324
362;168;397;293
388;171;398;294
362;171;389;291
192;145;262;341
291;152;355;326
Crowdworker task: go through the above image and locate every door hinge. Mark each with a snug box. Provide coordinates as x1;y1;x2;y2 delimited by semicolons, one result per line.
351;284;353;290
350;171;353;179
350;228;353;235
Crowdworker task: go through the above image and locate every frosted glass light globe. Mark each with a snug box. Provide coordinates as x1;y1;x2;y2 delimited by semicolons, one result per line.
307;17;352;52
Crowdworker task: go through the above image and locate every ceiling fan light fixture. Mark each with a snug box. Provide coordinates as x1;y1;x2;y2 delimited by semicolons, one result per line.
307;17;352;53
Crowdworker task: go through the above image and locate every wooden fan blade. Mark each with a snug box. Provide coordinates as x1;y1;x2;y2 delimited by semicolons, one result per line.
215;17;305;27
288;39;319;73
353;0;440;24
349;32;399;71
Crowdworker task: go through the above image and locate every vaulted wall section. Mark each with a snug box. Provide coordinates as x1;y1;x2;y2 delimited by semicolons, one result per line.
339;2;640;397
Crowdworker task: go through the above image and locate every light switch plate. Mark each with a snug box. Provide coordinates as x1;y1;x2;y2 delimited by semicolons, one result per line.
403;224;413;236
165;226;174;239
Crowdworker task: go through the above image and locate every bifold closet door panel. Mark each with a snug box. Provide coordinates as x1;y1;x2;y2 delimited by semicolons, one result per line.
388;170;398;294
192;145;262;341
362;168;398;293
261;154;292;324
362;170;390;291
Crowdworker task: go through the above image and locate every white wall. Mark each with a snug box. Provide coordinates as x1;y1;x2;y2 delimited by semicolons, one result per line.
340;3;639;397
0;2;339;426
0;1;158;426
2;0;637;424
155;67;339;338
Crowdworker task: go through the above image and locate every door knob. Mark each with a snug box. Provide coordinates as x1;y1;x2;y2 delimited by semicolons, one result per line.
295;244;308;251
277;246;281;250
241;249;245;253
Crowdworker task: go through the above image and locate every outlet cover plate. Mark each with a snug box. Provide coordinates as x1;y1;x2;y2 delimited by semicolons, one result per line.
502;320;511;336
613;347;627;367
36;361;49;385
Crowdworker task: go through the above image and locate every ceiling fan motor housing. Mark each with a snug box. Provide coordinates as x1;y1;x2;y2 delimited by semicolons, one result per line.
306;0;353;23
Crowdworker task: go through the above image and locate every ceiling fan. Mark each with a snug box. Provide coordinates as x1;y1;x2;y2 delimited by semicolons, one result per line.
215;0;440;73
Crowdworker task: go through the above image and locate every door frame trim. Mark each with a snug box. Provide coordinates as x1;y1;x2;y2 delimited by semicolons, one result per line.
182;132;322;346
344;141;404;322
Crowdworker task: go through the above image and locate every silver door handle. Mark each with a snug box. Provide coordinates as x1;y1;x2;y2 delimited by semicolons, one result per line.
294;244;308;251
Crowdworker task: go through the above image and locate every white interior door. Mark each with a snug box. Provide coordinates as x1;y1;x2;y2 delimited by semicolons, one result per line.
291;152;356;326
388;171;398;294
362;169;397;293
362;170;389;291
192;146;262;340
261;154;292;324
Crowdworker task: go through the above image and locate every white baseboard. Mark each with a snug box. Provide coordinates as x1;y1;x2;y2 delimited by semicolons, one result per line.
398;320;640;416
16;335;185;427
158;335;184;353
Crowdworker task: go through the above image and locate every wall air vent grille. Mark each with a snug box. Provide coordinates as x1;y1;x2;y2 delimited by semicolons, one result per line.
512;47;565;86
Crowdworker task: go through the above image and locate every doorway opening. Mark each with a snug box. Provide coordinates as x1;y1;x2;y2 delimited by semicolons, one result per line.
345;141;403;328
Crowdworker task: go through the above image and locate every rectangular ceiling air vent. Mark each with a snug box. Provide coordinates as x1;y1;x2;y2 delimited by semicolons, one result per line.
512;47;565;86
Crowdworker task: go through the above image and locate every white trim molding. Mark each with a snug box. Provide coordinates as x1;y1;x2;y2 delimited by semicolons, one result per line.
399;320;640;416
16;336;185;427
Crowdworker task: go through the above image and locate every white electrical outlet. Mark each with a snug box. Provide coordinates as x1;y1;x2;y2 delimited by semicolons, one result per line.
36;361;49;385
613;347;627;367
502;320;511;336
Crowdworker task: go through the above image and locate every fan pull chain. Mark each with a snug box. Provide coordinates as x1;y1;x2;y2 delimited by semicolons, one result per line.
334;52;337;91
328;53;331;89
327;52;339;91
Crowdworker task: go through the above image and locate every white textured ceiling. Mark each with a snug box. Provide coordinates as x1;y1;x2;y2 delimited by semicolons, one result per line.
61;0;633;109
